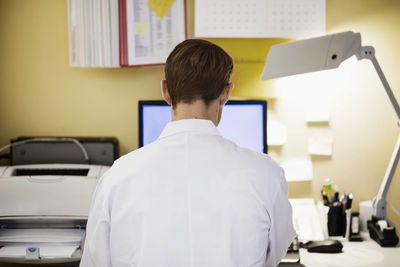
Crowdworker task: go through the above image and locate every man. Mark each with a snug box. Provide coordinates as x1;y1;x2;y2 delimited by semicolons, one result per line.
80;39;295;267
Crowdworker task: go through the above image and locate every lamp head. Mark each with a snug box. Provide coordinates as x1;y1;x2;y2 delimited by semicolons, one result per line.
262;31;362;80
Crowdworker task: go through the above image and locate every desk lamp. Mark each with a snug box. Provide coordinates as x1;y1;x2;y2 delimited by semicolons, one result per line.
262;31;399;246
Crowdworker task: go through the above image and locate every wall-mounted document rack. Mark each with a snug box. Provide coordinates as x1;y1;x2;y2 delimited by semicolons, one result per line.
67;0;187;68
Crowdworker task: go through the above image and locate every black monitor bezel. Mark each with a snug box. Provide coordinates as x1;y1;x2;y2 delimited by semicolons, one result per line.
138;99;267;153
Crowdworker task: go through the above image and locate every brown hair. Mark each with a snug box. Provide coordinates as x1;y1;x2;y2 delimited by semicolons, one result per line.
164;39;233;107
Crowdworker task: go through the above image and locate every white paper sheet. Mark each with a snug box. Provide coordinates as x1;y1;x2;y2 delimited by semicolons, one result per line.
281;157;313;181
40;245;78;258
267;120;287;146
308;129;333;156
305;99;330;122
126;0;185;65
0;246;26;258
289;198;325;242
195;0;325;38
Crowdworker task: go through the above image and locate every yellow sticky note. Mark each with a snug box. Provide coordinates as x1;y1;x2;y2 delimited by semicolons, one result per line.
134;22;149;35
147;0;176;19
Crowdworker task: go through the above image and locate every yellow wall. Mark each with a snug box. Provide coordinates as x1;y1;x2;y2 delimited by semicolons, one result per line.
0;0;399;229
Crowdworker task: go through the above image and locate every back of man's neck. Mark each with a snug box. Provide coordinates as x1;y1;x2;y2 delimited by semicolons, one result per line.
172;100;219;126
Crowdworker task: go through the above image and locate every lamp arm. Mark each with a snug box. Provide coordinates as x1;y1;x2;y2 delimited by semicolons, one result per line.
370;60;400;123
358;46;400;122
373;135;400;219
357;46;400;219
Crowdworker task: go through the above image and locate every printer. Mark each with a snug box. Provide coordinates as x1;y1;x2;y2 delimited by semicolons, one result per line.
0;164;109;264
0;137;117;264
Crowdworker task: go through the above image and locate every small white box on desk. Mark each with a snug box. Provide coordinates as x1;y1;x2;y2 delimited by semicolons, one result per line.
359;200;374;232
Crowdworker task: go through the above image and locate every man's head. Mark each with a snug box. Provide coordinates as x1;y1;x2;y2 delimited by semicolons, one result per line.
163;39;234;108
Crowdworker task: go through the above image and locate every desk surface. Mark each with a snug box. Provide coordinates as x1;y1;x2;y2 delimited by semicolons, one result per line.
0;234;398;267
299;232;400;267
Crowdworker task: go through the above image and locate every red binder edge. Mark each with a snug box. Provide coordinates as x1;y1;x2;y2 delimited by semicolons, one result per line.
119;0;188;68
118;0;128;66
183;0;188;41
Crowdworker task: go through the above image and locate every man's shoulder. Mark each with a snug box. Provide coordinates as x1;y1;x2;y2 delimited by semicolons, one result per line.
221;138;280;171
115;140;160;164
116;145;148;163
101;144;155;183
216;138;284;183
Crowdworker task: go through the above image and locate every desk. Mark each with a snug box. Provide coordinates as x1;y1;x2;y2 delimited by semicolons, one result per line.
299;232;400;267
0;234;397;267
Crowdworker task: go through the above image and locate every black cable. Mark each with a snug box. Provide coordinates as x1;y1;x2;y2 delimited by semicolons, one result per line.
0;153;10;159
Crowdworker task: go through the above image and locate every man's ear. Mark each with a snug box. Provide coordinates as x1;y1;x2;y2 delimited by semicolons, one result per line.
161;80;172;105
219;83;234;106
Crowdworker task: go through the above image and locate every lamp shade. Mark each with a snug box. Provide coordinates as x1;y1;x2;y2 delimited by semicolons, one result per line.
262;31;362;80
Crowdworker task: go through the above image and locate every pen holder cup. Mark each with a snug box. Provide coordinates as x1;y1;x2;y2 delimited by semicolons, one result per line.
327;205;346;236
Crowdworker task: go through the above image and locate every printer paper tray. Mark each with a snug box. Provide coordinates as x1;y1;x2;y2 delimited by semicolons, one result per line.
0;229;84;264
0;248;82;264
0;245;82;264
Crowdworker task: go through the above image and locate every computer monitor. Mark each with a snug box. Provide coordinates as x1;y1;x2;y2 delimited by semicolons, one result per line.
138;100;267;153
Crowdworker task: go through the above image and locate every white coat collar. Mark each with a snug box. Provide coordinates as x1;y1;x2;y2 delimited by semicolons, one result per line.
158;119;221;140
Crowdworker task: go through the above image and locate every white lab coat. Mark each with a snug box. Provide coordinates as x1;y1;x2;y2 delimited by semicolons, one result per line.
80;119;296;267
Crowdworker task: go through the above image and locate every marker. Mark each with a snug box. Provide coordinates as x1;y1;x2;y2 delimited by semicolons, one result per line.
346;193;353;210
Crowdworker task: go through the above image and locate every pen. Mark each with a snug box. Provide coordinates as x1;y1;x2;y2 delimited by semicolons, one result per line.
341;193;348;212
333;191;339;203
321;189;330;206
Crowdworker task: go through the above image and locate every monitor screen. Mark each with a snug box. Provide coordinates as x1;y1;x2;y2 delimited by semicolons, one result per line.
138;100;267;153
